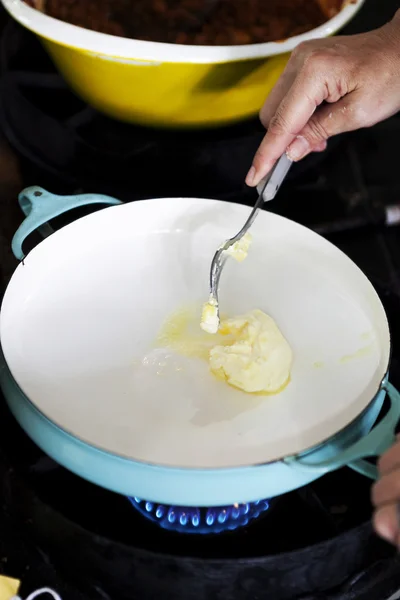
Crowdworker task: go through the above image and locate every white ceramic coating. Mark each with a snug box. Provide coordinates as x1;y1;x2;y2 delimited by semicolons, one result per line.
1;0;365;63
0;198;390;468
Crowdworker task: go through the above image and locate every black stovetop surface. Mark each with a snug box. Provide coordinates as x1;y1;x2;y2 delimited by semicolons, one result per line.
1;0;400;598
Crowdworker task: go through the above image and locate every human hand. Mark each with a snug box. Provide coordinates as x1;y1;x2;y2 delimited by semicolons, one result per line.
246;10;400;187
372;437;400;547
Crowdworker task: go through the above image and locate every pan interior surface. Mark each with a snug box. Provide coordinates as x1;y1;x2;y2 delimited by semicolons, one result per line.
0;198;390;468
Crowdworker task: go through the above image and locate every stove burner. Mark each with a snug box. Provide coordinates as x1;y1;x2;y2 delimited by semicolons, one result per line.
128;496;270;534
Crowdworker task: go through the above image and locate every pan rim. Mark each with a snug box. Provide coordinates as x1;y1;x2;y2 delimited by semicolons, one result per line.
0;197;392;469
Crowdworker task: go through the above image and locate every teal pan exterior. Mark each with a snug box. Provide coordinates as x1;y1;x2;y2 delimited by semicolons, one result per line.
1;346;399;506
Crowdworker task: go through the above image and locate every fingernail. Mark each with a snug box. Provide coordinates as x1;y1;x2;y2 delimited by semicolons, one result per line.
245;166;256;186
373;507;398;545
287;135;310;161
377;518;397;545
313;140;327;153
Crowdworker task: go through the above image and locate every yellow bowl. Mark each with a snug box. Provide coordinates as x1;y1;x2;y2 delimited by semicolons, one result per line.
2;0;365;128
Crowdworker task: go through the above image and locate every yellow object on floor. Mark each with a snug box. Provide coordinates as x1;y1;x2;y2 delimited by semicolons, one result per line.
0;575;20;600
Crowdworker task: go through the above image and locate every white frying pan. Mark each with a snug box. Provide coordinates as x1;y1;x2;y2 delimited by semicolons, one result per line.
0;187;399;506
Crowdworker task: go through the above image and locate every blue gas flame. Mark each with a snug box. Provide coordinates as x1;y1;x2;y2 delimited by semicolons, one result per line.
128;497;270;534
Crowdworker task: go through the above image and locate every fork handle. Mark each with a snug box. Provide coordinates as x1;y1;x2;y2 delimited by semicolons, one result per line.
257;153;292;203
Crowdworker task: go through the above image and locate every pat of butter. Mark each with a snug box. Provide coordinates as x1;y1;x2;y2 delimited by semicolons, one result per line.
200;297;219;334
224;233;252;262
209;309;292;394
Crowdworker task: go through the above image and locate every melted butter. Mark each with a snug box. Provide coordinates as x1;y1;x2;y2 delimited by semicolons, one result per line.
339;344;373;364
156;305;292;396
156;305;232;361
211;361;290;396
226;376;291;396
209;310;292;395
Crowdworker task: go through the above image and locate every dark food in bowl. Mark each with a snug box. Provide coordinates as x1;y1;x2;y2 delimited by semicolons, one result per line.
26;0;349;46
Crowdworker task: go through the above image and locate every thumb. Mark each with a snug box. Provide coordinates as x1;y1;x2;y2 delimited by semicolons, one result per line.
287;93;363;161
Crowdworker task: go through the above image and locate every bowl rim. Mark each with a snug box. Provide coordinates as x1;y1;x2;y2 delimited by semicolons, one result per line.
2;0;366;64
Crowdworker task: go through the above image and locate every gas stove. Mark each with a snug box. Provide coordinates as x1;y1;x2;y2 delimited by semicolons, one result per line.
1;0;400;598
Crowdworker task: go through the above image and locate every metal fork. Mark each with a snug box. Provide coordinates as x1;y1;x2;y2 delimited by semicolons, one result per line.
209;153;292;319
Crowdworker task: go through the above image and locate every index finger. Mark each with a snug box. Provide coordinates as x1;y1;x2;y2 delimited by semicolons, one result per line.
246;74;323;187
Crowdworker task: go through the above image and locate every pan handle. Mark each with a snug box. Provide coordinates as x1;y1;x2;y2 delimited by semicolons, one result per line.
284;381;400;480
12;186;122;260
